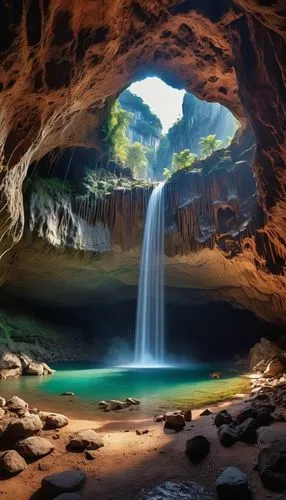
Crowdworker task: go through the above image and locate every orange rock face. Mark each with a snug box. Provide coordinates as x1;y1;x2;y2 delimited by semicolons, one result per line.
0;1;285;321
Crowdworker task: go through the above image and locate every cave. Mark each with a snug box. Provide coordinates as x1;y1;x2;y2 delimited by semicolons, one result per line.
0;1;285;499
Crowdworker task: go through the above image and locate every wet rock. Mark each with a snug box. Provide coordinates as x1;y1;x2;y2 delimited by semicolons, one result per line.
257;440;286;492
184;410;192;422
61;392;75;396
186;435;210;464
0;450;26;476
108;400;127;410
6;396;28;412
218;424;239;447
126;397;140;405
68;429;103;451
98;401;108;409
237;417;257;444
41;363;55;375
141;480;215;499
210;372;222;379
0;367;22;379
216;467;250;499
25;361;44;376
235;407;255;424
264;357;286;378
42;470;86;497
16;436;54;459
0;396;6;407
214;410;232;428
6;414;43;438
200;409;212;416
164;411;185;430
154;414;164;422
40;411;69;429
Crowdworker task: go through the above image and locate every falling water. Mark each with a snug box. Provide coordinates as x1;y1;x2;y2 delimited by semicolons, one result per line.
134;182;165;366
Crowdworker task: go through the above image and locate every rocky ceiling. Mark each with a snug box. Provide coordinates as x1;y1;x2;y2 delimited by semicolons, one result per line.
0;1;285;324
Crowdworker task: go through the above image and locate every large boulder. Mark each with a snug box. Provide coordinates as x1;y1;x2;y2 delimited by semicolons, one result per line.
263;357;286;378
237;417;257;444
6;414;43;438
25;361;44;376
40;411;69;429
0;351;22;379
68;429;103;451
218;424;239;447
16;436;54;459
186;435;210;464
0;396;6;407
6;396;28;412
164;411;185;430
0;450;26;476
216;467;250;499
42;470;86;497
249;338;283;372
257;440;286;492
214;410;232;428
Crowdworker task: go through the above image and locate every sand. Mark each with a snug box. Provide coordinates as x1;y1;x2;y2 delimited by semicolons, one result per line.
1;398;285;500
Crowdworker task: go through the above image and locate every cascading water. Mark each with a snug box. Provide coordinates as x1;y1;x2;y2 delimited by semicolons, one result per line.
134;182;165;367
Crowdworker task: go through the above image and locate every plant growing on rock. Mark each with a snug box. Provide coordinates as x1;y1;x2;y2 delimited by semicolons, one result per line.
199;134;223;157
126;142;148;179
172;149;197;172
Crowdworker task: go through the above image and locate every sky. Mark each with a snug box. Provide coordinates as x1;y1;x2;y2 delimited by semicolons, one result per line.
128;77;186;134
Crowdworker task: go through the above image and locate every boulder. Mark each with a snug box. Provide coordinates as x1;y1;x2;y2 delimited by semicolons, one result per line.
235;407;255;424
68;429;103;451
6;396;28;412
164;411;185;430
0;350;21;369
257;440;286;492
249;338;282;372
42;470;86;497
216;467;250;499
237;417;257;444
19;353;33;370
6;414;43;438
214;410;232;428
25;361;44;376
255;409;273;427
40;411;69;429
16;436;54;459
218;424;239;447
210;372;222;379
153;415;164;422
98;401;108;409
142;481;215;499
42;362;55;375
263;357;286;378
0;450;26;476
0;396;6;407
186;435;210;464
184;410;192;422
85;450;97;460
200;409;212;416
61;392;75;396
0;367;22;379
126;397;140;405
108;400;128;410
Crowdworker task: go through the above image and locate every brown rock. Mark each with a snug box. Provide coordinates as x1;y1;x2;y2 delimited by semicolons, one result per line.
263;357;286;378
68;429;103;451
0;450;26;476
40;411;69;429
164;411;185;430
6;414;43;438
16;436;54;459
184;410;192;422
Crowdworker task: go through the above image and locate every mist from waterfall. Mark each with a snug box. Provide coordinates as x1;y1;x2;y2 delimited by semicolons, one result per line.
134;182;165;367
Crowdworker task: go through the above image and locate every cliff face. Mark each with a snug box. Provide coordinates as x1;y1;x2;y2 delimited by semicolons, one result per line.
156;92;237;171
0;1;285;329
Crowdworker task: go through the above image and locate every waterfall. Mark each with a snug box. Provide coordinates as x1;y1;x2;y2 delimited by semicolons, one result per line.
134;182;165;366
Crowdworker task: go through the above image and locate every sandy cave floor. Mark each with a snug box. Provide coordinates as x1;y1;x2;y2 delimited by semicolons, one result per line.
1;400;286;500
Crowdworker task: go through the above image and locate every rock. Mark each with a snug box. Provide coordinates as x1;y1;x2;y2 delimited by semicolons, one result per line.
263;357;286;378
42;363;55;375
258;440;286;492
214;410;232;428
6;414;43;438
40;411;69;429
0;407;4;418
0;367;22;379
6;396;28;412
142;480;215;499
200;409;212;416
249;338;282;372
98;401;108;408
108;400;127;410
19;353;33;370
68;429;103;451
16;436;54;459
164;411;185;430
38;462;49;471
218;424;239;447
0;350;21;370
216;467;250;499
237;417;257;444
186;435;210;464
255;409;273;427
210;371;222;379
235;407;255;424
154;414;164;422
126;397;140;405
25;361;44;376
136;429;149;436
0;396;6;407
61;392;75;396
0;450;26;476
184;410;192;422
42;470;86;497
85;450;97;460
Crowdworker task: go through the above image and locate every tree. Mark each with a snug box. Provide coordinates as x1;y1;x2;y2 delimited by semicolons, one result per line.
162;168;171;180
105;101;131;165
126;142;148;179
199;134;223;157
172;149;196;171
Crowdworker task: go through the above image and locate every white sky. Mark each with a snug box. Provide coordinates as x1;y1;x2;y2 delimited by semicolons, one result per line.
128;77;185;134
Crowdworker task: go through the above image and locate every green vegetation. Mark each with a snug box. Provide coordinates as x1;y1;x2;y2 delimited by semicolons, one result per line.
104;101;132;165
126;142;148;179
172;149;196;171
83;168;153;198
119;90;162;138
24;174;73;202
199;134;223;157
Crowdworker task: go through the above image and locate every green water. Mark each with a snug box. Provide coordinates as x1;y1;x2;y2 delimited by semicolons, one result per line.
0;363;250;418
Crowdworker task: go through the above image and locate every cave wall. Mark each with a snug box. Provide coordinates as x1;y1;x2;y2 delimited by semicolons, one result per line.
0;1;285;326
